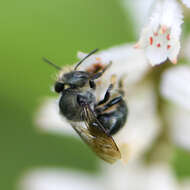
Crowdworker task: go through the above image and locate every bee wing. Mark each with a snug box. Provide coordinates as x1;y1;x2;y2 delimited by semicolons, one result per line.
70;105;121;164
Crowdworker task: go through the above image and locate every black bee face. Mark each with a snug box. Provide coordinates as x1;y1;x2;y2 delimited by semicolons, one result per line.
54;71;90;93
62;71;90;88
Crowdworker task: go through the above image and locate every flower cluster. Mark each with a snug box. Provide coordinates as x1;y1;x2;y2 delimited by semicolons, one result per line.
19;0;190;189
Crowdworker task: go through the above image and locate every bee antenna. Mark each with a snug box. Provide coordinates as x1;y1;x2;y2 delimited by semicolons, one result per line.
74;48;99;71
43;57;61;70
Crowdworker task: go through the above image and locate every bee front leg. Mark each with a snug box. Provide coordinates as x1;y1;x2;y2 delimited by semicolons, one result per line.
118;76;125;96
96;84;113;106
77;94;87;107
89;80;96;90
90;61;112;80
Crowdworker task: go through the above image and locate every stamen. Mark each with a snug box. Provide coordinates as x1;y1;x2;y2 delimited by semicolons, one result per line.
149;37;153;45
161;25;167;34
166;34;170;41
157;43;161;48
172;58;177;64
134;43;140;49
96;57;101;61
167;45;171;49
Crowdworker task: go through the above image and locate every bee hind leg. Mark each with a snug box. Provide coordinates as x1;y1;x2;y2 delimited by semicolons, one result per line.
96;96;122;113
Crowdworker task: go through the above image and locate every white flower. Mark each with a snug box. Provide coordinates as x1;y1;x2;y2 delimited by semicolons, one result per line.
35;45;160;163
31;40;190;190
160;65;190;110
113;82;160;163
19;162;190;190
18;168;103;190
181;0;190;8
77;43;150;87
19;0;190;189
165;104;190;151
135;0;183;66
35;98;76;136
103;162;179;190
35;83;160;164
161;65;190;150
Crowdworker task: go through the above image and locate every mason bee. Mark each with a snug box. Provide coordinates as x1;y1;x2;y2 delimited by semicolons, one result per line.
43;49;128;163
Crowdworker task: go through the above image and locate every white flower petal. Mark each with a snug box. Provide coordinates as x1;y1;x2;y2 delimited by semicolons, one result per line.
103;162;179;190
168;40;180;63
165;104;190;150
137;0;183;66
120;0;155;35
78;43;150;87
35;98;76;136
160;0;183;34
113;82;161;163
160;65;190;110
149;1;163;31
19;168;103;190
181;0;190;8
145;43;168;65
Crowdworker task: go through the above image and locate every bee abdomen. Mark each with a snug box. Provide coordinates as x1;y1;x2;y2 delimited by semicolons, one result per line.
97;100;128;135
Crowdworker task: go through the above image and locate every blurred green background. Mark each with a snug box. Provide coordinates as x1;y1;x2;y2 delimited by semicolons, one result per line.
0;0;190;189
0;0;134;189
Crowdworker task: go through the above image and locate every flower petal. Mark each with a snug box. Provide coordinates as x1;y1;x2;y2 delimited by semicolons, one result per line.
137;0;183;66
19;168;103;190
78;44;150;87
165;104;190;150
103;162;179;190
160;0;183;35
167;40;180;64
145;44;168;65
35;98;76;136
113;82;161;163
160;65;190;110
181;0;190;8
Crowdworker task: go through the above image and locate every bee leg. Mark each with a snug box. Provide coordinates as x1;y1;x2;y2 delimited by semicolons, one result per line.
89;80;96;90
90;61;112;80
77;94;87;107
96;96;122;113
118;76;125;96
96;84;113;106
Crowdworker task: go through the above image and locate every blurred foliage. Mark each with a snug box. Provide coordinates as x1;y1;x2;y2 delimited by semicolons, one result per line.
173;147;190;179
0;0;134;189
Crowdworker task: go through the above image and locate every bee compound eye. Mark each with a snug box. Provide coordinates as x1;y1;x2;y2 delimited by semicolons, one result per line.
54;81;64;93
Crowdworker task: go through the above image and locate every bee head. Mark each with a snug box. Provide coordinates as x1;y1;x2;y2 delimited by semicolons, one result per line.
44;49;99;93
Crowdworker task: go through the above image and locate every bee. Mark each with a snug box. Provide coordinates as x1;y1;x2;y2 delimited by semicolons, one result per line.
43;49;128;163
